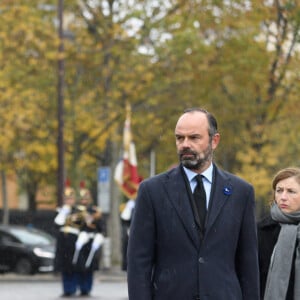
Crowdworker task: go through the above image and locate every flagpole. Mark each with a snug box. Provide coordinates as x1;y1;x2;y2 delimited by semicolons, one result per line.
150;149;156;177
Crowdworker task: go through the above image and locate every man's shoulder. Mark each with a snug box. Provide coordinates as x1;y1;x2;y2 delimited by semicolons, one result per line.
141;165;181;185
216;166;252;187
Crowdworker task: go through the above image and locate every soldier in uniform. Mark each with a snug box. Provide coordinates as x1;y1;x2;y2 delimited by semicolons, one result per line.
54;186;86;297
120;198;135;270
72;187;104;297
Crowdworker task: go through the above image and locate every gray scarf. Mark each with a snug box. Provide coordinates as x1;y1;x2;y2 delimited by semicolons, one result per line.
264;204;300;300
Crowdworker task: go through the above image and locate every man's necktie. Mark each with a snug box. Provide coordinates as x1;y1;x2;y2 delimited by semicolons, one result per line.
193;174;207;229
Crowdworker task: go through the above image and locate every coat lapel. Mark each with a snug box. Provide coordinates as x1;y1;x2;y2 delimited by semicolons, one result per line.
163;166;200;248
205;167;232;233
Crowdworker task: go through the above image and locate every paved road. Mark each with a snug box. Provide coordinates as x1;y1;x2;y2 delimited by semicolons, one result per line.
0;270;128;300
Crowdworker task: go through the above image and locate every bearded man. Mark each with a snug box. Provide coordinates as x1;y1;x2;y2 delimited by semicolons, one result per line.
127;108;259;300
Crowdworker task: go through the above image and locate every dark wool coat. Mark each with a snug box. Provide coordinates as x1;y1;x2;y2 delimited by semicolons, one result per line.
127;164;259;300
257;214;294;300
54;229;78;273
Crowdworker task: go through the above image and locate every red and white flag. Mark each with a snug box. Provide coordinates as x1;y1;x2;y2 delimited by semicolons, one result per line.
114;105;142;199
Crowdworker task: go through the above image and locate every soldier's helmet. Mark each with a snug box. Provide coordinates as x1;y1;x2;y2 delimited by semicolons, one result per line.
61;186;76;208
79;180;92;203
64;186;76;199
64;178;75;199
79;188;91;202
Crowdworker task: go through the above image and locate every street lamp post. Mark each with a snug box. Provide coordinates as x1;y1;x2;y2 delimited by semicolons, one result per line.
57;0;65;207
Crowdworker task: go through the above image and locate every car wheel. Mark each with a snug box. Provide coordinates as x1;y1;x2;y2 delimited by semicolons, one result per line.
14;258;33;275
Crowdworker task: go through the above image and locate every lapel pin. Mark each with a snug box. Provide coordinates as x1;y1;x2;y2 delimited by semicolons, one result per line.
223;186;232;196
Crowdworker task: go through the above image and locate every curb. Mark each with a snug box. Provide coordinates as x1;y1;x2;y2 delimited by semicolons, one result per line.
0;269;127;283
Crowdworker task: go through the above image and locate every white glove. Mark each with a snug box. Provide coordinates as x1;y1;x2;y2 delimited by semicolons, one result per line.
121;199;135;221
54;205;71;225
91;233;104;251
61;205;71;214
75;231;89;250
85;234;104;268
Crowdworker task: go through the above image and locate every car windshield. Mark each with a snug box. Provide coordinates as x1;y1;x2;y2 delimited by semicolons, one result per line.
9;228;54;246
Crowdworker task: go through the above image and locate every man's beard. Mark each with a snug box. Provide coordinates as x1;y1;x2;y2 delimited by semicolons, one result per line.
178;144;213;171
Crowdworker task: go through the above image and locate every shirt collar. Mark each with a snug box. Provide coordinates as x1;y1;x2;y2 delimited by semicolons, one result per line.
183;163;213;184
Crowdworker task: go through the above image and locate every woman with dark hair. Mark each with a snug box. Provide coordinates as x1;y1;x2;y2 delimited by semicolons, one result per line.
258;167;300;300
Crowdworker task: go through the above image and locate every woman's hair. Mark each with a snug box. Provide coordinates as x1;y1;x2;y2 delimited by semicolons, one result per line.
272;167;300;191
270;167;300;205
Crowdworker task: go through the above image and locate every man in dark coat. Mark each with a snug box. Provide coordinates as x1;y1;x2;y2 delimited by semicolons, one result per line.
127;108;260;300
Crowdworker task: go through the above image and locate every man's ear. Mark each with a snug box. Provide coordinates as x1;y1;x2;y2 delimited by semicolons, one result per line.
212;133;220;150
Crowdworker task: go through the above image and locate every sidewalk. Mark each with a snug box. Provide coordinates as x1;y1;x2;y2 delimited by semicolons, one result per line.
0;266;127;282
99;266;127;282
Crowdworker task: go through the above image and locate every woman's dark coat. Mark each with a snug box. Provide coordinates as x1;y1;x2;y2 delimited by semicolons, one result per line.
257;214;294;300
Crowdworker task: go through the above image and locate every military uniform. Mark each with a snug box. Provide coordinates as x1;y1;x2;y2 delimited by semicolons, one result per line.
71;188;104;296
54;187;86;297
120;199;135;270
